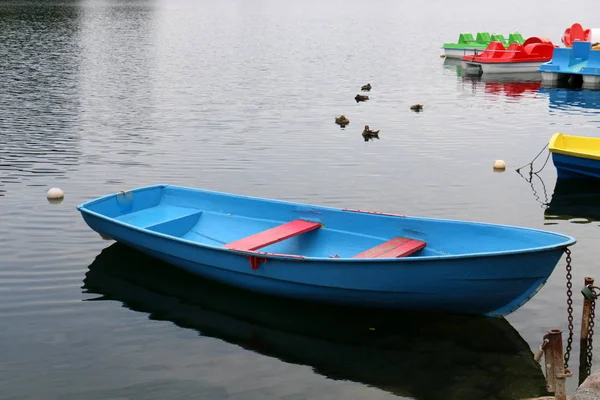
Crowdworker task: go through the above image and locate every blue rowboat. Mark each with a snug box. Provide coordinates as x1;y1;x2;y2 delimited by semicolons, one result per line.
549;132;600;180
77;184;576;317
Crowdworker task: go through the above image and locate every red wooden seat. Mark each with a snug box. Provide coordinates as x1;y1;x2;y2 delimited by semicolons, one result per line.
353;237;426;259
224;219;322;251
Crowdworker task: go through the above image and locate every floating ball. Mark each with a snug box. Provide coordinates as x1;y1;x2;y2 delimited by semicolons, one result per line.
493;160;506;170
46;187;64;201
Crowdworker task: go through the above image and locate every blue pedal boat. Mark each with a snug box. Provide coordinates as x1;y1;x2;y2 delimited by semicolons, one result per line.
77;184;576;317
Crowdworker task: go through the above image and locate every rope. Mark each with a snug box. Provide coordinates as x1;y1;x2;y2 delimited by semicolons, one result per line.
518;167;549;209
516;165;550;208
532;151;551;174
516;143;549;174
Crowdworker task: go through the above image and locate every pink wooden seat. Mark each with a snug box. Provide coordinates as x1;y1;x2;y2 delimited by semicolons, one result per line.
353;237;426;259
224;219;322;251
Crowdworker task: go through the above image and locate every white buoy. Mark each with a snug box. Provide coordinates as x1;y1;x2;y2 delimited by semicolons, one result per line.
493;160;506;170
46;187;64;200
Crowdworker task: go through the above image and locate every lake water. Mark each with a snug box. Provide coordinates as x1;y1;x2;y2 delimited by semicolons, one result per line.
2;0;600;399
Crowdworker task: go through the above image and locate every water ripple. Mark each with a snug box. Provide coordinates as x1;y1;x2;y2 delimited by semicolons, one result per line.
2;1;600;399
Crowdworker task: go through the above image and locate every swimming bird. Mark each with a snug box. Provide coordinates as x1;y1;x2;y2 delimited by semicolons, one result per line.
410;104;423;111
361;83;372;91
362;125;380;141
355;94;369;102
335;115;350;126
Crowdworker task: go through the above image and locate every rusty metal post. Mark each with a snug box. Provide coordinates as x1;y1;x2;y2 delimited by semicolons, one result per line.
579;277;595;385
543;329;569;400
581;277;595;340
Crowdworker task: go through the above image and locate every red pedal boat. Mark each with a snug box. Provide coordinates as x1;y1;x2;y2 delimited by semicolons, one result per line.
461;37;556;75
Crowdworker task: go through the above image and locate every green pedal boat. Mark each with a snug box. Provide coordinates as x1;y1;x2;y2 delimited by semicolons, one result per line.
442;32;524;59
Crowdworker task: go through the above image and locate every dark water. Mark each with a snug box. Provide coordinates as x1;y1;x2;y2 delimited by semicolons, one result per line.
2;0;600;399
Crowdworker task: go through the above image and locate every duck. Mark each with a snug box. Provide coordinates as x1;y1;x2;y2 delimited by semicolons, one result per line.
361;83;372;91
410;104;423;112
355;94;369;102
335;115;350;126
362;125;380;141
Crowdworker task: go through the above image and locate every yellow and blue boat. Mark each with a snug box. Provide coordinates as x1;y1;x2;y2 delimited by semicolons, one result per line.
549;133;600;180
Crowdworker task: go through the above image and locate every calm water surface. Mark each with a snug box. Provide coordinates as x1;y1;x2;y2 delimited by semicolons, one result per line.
2;0;600;399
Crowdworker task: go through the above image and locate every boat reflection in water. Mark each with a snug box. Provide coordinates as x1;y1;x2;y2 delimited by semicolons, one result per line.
443;57;463;76
546;178;600;223
539;86;600;113
460;73;541;98
444;59;542;98
83;243;548;400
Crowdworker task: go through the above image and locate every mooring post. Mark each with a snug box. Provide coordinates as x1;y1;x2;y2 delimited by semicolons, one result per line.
579;277;595;385
543;329;569;400
581;277;595;339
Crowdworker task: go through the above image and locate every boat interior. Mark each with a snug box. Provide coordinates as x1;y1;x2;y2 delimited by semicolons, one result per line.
550;133;600;157
80;185;570;259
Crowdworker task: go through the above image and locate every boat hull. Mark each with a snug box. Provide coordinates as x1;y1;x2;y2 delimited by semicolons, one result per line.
549;132;600;179
443;47;481;59
583;75;600;86
462;61;545;75
78;185;575;317
551;152;600;180
541;71;569;82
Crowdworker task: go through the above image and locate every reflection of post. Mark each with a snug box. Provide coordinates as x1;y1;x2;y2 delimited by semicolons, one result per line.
579;277;595;385
543;329;569;400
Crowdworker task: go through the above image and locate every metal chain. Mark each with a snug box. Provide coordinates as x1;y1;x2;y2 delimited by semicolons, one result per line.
587;297;596;376
564;248;574;370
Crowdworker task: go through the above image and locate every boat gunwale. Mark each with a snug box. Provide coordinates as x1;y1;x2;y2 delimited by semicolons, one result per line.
462;60;547;66
549;132;600;161
442;45;489;50
77;184;576;262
